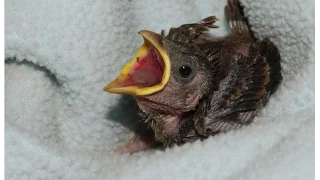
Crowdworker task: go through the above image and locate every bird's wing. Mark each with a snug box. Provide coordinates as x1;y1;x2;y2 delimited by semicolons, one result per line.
193;39;282;136
224;0;252;37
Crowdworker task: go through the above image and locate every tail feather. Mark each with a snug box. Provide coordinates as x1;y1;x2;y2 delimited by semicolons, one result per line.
250;39;283;95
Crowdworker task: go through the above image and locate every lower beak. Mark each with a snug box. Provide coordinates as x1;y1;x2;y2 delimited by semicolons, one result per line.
104;30;171;96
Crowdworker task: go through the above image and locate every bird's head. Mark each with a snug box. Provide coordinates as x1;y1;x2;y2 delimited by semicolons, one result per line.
104;30;212;114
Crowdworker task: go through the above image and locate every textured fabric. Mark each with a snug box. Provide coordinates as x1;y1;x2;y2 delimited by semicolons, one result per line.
5;0;314;179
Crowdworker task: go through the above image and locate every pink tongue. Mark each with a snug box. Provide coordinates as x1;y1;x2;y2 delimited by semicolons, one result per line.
119;47;165;87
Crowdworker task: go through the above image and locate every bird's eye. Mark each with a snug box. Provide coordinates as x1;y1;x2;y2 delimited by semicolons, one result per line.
179;65;193;78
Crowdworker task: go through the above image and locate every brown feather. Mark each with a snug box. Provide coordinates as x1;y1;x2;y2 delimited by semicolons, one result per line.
111;0;283;152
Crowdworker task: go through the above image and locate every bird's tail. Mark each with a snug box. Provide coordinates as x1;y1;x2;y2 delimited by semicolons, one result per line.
250;39;283;95
225;0;282;94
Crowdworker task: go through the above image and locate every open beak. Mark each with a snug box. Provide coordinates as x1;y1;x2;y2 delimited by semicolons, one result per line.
104;30;171;96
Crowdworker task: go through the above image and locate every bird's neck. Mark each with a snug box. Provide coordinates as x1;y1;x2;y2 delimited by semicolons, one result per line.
135;97;191;142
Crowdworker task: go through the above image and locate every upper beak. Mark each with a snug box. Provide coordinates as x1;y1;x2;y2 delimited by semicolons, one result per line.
104;30;171;96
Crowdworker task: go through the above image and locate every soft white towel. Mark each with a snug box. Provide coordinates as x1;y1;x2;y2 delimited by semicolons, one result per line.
5;0;314;179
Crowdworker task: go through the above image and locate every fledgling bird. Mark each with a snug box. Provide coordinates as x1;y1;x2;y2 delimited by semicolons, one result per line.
104;0;282;153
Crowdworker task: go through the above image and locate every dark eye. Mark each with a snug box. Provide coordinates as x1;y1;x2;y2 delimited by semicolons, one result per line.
179;65;193;78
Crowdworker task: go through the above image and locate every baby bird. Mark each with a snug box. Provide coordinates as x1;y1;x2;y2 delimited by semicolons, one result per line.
104;0;282;153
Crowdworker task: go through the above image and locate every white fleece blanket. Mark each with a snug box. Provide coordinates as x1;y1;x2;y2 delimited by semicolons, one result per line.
5;0;314;179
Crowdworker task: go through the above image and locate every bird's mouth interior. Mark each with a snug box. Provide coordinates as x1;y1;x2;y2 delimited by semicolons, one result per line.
104;30;171;96
119;45;164;88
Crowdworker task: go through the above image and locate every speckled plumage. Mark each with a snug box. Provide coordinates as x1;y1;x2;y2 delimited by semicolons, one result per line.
114;0;282;152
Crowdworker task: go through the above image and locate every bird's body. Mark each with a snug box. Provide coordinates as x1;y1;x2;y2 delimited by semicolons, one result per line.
104;0;282;153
